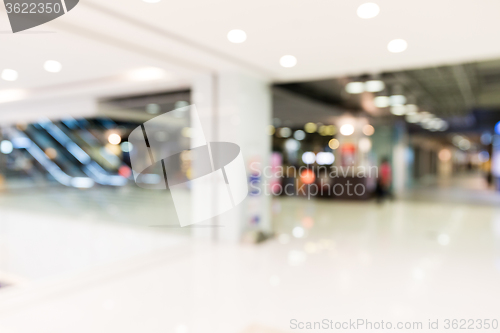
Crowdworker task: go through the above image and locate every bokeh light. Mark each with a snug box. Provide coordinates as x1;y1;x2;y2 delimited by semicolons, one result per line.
328;139;340;150
362;124;375;136
340;124;354;136
300;169;316;184
304;122;317;133
108;133;122;145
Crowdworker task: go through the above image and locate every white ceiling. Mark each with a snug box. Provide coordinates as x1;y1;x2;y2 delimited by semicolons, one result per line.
1;0;500;108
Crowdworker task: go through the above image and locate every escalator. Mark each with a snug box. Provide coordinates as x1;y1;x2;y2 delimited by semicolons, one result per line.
58;117;127;174
24;124;88;178
37;119;128;186
5;127;94;188
3;118;128;188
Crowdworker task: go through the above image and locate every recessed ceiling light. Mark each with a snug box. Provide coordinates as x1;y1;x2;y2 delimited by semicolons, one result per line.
364;80;385;92
390;95;407;106
419;112;433;121
0;89;26;103
357;3;380;19
421;120;434;129
1;69;18;81
44;60;62;73
374;96;390;108
127;67;167;81
345;82;364;94
390;105;407;115
420;116;434;125
227;29;247;43
405;113;421;123
438;121;449;131
405;104;418;114
428;118;444;131
387;39;408;53
280;55;297;68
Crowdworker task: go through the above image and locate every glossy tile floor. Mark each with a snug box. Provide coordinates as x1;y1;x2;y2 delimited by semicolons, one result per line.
1;177;500;333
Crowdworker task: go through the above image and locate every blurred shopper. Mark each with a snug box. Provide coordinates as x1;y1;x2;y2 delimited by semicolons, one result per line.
484;158;493;187
375;157;392;203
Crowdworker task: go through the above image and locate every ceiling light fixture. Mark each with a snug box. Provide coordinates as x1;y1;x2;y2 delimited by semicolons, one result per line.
44;60;62;73
387;39;408;53
428;118;442;131
374;96;390;108
405;104;418;114
345;82;364;94
419;112;433;120
438;121;449;131
227;29;247;43
340;124;355;136
1;69;18;81
280;55;297;68
421;122;433;130
127;67;167;81
364;80;385;92
390;95;406;106
405;113;421;123
0;89;26;103
357;3;380;19
390;105;407;116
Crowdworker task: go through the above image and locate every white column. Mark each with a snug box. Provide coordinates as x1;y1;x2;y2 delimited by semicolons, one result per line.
392;122;410;196
191;72;272;242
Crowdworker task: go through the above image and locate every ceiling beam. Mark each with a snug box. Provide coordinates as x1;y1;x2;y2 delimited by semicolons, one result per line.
451;65;476;109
